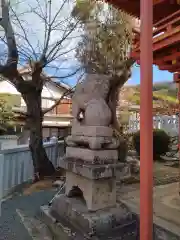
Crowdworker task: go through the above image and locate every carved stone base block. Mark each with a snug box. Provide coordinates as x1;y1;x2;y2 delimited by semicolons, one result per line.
58;157;129;179
71;125;113;137
66;147;118;163
45;195;138;239
66;135;119;149
66;171;116;211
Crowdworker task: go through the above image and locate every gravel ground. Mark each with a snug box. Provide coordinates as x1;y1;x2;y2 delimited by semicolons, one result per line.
0;190;56;240
0;187;139;240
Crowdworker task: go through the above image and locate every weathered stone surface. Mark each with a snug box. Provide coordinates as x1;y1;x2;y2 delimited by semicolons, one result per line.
116;164;131;181
118;183;180;239
58;157;128;180
71;74;111;126
39;72;142;238
85;98;112;126
65;171;116;211
66;147;118;163
66;135;120;150
50;194;134;235
16;209;53;240
41;204;138;240
45;71;137;237
71;72;131;129
154;225;180;240
71;125;113;137
126;156;140;174
128;150;138;157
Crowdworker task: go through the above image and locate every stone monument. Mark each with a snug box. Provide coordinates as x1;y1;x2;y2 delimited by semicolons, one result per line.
42;72;138;239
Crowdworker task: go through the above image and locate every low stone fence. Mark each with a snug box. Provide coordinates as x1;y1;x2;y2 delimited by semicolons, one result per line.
0;141;65;199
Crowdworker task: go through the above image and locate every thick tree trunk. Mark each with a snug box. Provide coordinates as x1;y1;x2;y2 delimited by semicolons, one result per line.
108;72;131;132
108;76;123;132
23;90;55;181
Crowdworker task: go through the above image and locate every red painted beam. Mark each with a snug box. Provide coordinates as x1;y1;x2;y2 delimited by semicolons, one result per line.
140;0;153;240
153;28;180;51
153;14;180;36
154;0;166;4
154;9;180;27
105;0;179;24
132;12;180;61
158;63;180;72
133;27;180;54
154;52;180;62
131;51;180;71
155;57;180;64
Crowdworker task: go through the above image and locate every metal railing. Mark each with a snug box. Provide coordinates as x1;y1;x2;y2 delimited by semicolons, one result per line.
128;115;179;135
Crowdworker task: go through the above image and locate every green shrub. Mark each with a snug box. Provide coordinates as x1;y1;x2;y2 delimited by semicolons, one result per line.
132;129;170;159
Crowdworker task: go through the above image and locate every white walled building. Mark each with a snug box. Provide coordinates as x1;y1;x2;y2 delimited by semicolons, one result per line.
0;79;70;110
0;74;73;144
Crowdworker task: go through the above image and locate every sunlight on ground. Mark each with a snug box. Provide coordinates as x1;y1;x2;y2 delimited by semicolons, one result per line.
23;180;54;196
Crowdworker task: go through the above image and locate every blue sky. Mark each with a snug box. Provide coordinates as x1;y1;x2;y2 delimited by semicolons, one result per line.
0;0;173;88
127;65;173;85
57;64;174;87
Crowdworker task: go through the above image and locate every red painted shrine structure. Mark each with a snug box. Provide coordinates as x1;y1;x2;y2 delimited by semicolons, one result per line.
132;8;180;81
103;1;180;240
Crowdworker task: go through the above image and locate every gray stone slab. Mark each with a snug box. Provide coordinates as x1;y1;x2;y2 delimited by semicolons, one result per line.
41;204;138;240
51;194;132;233
40;205;85;240
65;172;116;211
41;194;138;239
58;157;128;180
71;126;113;137
118;183;180;239
66;147;118;163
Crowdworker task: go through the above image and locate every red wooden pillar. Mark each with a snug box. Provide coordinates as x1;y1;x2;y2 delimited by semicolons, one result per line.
140;0;153;240
174;73;180;194
178;82;180;196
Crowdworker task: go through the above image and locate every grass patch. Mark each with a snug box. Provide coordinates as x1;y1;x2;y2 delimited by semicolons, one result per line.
153;91;178;103
121;162;179;186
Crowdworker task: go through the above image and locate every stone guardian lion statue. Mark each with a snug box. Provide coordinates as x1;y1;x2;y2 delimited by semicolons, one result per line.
72;59;134;131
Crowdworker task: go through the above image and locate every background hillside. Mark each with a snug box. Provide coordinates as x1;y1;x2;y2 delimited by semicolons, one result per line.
120;82;178;108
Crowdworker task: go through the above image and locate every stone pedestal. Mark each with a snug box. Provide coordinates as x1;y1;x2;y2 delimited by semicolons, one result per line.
41;126;137;239
65;172;116;211
66;147;118;163
50;195;137;238
57;156;120;211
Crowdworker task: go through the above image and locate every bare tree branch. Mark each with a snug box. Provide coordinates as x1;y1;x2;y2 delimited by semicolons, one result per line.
0;0;81;91
0;0;18;71
48;67;83;79
42;72;84;115
0;0;82;178
40;0;52;60
45;21;80;64
10;6;37;59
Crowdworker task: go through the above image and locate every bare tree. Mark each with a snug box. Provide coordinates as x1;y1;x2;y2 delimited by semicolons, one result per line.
0;0;81;180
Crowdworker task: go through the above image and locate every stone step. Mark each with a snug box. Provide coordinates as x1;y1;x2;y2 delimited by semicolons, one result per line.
16;208;54;240
40;204;139;240
40;205;86;240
